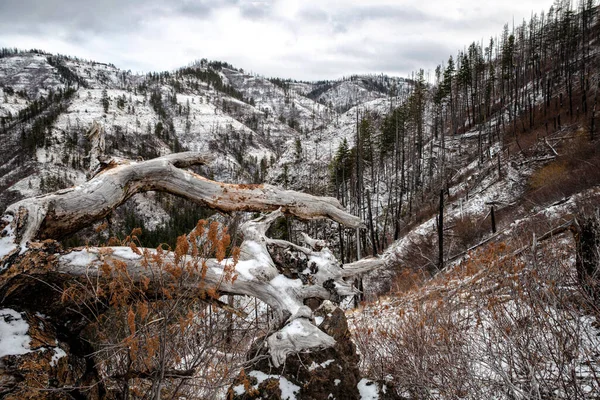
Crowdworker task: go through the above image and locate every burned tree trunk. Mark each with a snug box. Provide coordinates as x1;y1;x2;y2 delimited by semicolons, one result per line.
438;189;444;269
572;212;600;300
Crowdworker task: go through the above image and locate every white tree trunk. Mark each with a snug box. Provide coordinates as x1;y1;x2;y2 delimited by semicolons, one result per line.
1;152;362;259
0;151;382;366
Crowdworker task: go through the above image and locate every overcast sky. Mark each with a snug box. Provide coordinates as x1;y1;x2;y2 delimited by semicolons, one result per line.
0;0;554;81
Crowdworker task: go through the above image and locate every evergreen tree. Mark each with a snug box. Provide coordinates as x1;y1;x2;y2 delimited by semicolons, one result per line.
101;88;109;114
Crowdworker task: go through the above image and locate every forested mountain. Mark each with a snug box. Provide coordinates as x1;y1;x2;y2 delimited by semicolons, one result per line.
0;49;408;246
1;0;600;398
0;49;409;252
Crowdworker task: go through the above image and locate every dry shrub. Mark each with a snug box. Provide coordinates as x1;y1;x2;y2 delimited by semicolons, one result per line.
390;268;427;294
449;215;486;252
352;240;600;399
398;234;438;276
526;137;600;206
529;161;568;190
63;222;258;399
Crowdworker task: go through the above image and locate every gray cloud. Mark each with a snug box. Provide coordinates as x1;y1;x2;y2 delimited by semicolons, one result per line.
174;0;253;18
334;5;434;26
370;43;458;74
314;40;455;78
0;0;152;37
296;4;437;35
0;0;555;81
239;1;275;20
297;8;329;24
0;0;247;35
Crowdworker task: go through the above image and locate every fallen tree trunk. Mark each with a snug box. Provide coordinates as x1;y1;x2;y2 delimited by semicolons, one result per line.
1;151;363;261
0;150;384;398
53;210;366;326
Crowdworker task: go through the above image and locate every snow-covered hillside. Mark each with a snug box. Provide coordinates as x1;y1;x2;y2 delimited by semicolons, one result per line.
0;51;405;237
2;3;600;398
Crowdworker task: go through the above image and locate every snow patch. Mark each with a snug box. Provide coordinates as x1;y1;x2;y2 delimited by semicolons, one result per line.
244;241;272;266
232;259;258;280
50;347;67;367
112;247;143;260
270;275;304;314
247;370;301;400
61;250;98;267
270;275;303;289
358;379;379;400
0;217;17;261
0;308;32;358
308;359;335;371
232;384;245;395
281;319;309;336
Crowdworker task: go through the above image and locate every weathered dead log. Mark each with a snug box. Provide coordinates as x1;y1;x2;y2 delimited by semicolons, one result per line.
0;152;362;264
0;150;387;397
0;152;381;372
52;209;381;366
342;257;386;277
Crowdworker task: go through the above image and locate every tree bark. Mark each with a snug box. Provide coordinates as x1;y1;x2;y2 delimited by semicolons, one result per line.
0;151;382;381
572;213;600;300
1;152;362;262
438;189;444;269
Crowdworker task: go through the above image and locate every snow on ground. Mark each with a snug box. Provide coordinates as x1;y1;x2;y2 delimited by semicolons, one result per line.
267;95;396;187
0;54;63;100
0;89;32;118
0;308;32;358
315;80;384;112
348;214;600;398
231;370;301;400
288;81;315;96
64;58;133;90
49;346;67;367
383;140;527;268
222;68;330;126
357;379;380;400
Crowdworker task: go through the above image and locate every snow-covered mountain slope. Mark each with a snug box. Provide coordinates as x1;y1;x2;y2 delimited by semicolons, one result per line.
0;50;406;238
267;96;399;190
221;67;333;134
0;53;64;102
307;75;406;113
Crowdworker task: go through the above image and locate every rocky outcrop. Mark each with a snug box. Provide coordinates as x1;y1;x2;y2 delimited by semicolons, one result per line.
228;301;362;400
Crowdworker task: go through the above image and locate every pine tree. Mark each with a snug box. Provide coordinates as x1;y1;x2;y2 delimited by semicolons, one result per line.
101;88;109;114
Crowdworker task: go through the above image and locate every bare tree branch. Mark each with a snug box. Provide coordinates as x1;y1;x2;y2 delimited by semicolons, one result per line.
1;152;363;262
0;151;381;370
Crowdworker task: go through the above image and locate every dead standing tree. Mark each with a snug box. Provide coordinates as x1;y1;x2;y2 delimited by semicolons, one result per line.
0;147;384;398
